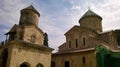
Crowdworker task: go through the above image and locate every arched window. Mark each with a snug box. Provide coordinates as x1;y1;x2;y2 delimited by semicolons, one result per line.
83;37;86;46
51;61;55;67
75;39;78;48
36;63;44;67
20;62;30;67
82;56;86;64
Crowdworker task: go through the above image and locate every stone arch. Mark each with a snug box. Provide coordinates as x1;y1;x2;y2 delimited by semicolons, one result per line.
0;48;8;67
81;31;87;47
20;62;30;67
36;63;44;67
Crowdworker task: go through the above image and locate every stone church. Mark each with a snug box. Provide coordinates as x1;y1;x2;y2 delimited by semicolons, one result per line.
0;5;53;67
52;9;120;67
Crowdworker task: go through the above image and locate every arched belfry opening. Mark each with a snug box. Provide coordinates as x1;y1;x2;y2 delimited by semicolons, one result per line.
20;62;30;67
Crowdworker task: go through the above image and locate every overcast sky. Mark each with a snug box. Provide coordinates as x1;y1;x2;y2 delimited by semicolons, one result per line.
0;0;120;52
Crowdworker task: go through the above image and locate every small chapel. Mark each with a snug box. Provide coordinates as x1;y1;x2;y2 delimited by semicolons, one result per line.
52;9;120;67
0;5;53;67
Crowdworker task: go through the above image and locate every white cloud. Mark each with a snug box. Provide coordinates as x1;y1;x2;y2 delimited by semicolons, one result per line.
95;0;120;31
0;0;33;42
0;0;26;26
71;5;81;10
38;15;67;51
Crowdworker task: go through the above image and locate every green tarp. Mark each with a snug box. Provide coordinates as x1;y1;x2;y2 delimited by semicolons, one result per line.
96;45;120;67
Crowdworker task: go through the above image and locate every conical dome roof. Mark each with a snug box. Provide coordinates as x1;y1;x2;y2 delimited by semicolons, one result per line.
79;9;103;32
79;9;102;21
21;5;40;16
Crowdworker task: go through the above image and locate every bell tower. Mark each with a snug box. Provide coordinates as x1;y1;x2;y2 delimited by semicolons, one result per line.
19;5;40;26
6;5;45;45
0;5;53;67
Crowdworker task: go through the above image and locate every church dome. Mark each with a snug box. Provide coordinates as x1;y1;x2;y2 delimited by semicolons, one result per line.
79;9;103;32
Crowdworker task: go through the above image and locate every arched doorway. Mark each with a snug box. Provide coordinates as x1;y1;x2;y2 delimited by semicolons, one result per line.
20;62;30;67
64;61;70;67
36;63;44;67
51;61;55;67
0;48;8;67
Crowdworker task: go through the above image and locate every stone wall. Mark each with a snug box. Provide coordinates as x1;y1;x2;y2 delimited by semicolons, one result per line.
19;10;39;26
23;25;44;45
80;16;102;32
60;26;98;52
52;50;97;67
6;41;52;67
